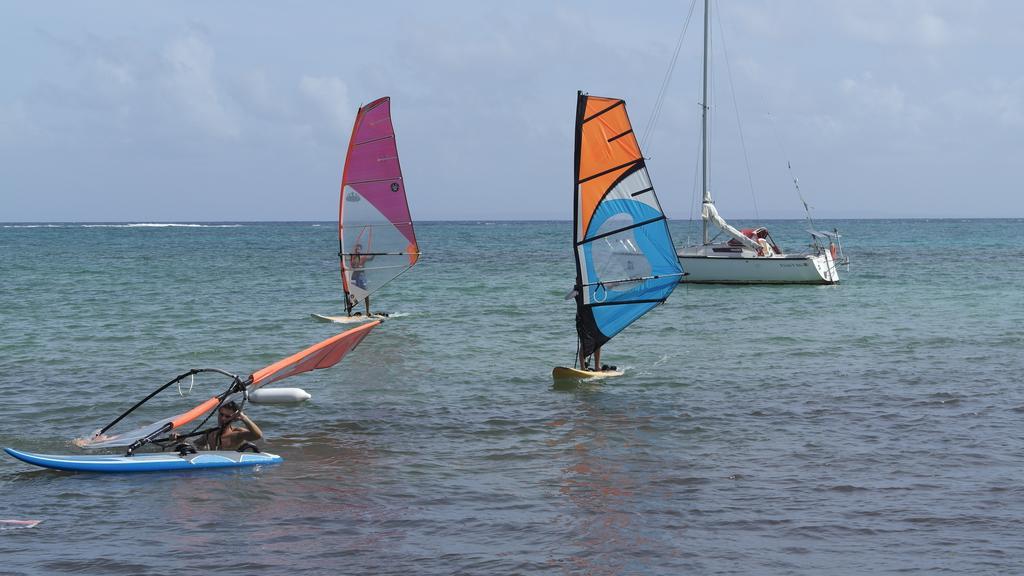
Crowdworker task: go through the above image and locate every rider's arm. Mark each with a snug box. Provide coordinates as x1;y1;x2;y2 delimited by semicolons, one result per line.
235;412;263;441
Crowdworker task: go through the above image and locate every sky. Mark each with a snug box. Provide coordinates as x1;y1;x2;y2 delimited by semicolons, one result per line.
1;0;1022;222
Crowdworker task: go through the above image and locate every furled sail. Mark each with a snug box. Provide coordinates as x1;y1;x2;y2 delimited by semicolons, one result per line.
573;92;683;359
338;97;419;314
702;203;760;250
77;321;381;450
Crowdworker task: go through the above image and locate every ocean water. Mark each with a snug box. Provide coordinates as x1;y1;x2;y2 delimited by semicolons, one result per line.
1;219;1022;575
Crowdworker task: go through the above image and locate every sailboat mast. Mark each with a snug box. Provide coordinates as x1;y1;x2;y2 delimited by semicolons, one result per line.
701;0;711;245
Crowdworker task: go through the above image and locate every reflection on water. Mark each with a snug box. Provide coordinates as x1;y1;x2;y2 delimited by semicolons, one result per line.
550;391;689;574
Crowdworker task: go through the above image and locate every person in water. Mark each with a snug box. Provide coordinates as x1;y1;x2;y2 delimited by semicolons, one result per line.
349;243;374;316
191;401;263;451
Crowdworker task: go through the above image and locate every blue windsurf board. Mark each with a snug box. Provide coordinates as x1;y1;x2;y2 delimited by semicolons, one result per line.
4;447;282;473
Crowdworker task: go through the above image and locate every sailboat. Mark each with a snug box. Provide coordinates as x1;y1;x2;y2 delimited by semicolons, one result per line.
553;92;684;380
6;321;381;472
313;97;420;323
675;0;845;285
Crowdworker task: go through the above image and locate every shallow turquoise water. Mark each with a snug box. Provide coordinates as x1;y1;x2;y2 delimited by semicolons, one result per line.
1;220;1023;574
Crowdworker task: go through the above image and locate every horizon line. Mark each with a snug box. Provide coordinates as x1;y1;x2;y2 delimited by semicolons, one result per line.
3;216;1023;225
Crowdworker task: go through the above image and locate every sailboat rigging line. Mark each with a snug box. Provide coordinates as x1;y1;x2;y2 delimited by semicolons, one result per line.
583;99;625;123
577;159;642;185
641;0;699;151
714;0;759;220
576;215;667;246
98;368;241;436
767;113;822;235
687;117;702;244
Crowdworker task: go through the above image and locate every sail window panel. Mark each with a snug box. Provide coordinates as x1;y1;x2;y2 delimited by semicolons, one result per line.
588;217;653;293
583;215;679;341
579;221;679;339
579;199;681;306
341;213;416;305
343;255;414;302
342;184;416;305
79;417;176;449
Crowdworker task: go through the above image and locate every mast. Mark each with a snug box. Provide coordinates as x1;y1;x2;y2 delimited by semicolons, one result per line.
701;0;711;245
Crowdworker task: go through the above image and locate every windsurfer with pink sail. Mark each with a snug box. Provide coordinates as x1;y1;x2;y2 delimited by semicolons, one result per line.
333;96;420;321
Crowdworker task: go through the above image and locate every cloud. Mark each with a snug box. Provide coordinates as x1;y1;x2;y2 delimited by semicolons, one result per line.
838;1;953;47
839;72;929;130
299;76;351;134
841;73;906;116
160;32;240;139
941;78;1024;129
915;11;950;47
0;100;33;148
238;69;288;117
988;78;1024;127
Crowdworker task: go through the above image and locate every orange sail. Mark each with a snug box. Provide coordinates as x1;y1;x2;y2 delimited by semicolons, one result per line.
250;320;379;386
78;321;381;450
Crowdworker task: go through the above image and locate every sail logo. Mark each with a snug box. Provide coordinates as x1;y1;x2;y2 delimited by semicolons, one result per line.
390;182;400;192
346;191;361;202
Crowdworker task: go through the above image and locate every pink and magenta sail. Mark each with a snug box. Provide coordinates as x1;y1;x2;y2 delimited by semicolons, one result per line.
338;97;420;314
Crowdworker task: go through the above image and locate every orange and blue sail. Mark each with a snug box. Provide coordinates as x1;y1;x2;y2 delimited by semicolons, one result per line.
338;97;419;314
573;92;683;359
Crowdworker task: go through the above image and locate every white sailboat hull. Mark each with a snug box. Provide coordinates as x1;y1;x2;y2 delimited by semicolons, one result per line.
677;246;839;285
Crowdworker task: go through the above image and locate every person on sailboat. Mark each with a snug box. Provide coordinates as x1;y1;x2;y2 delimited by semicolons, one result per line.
187;401;263;451
349;243;374;316
757;236;774;257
